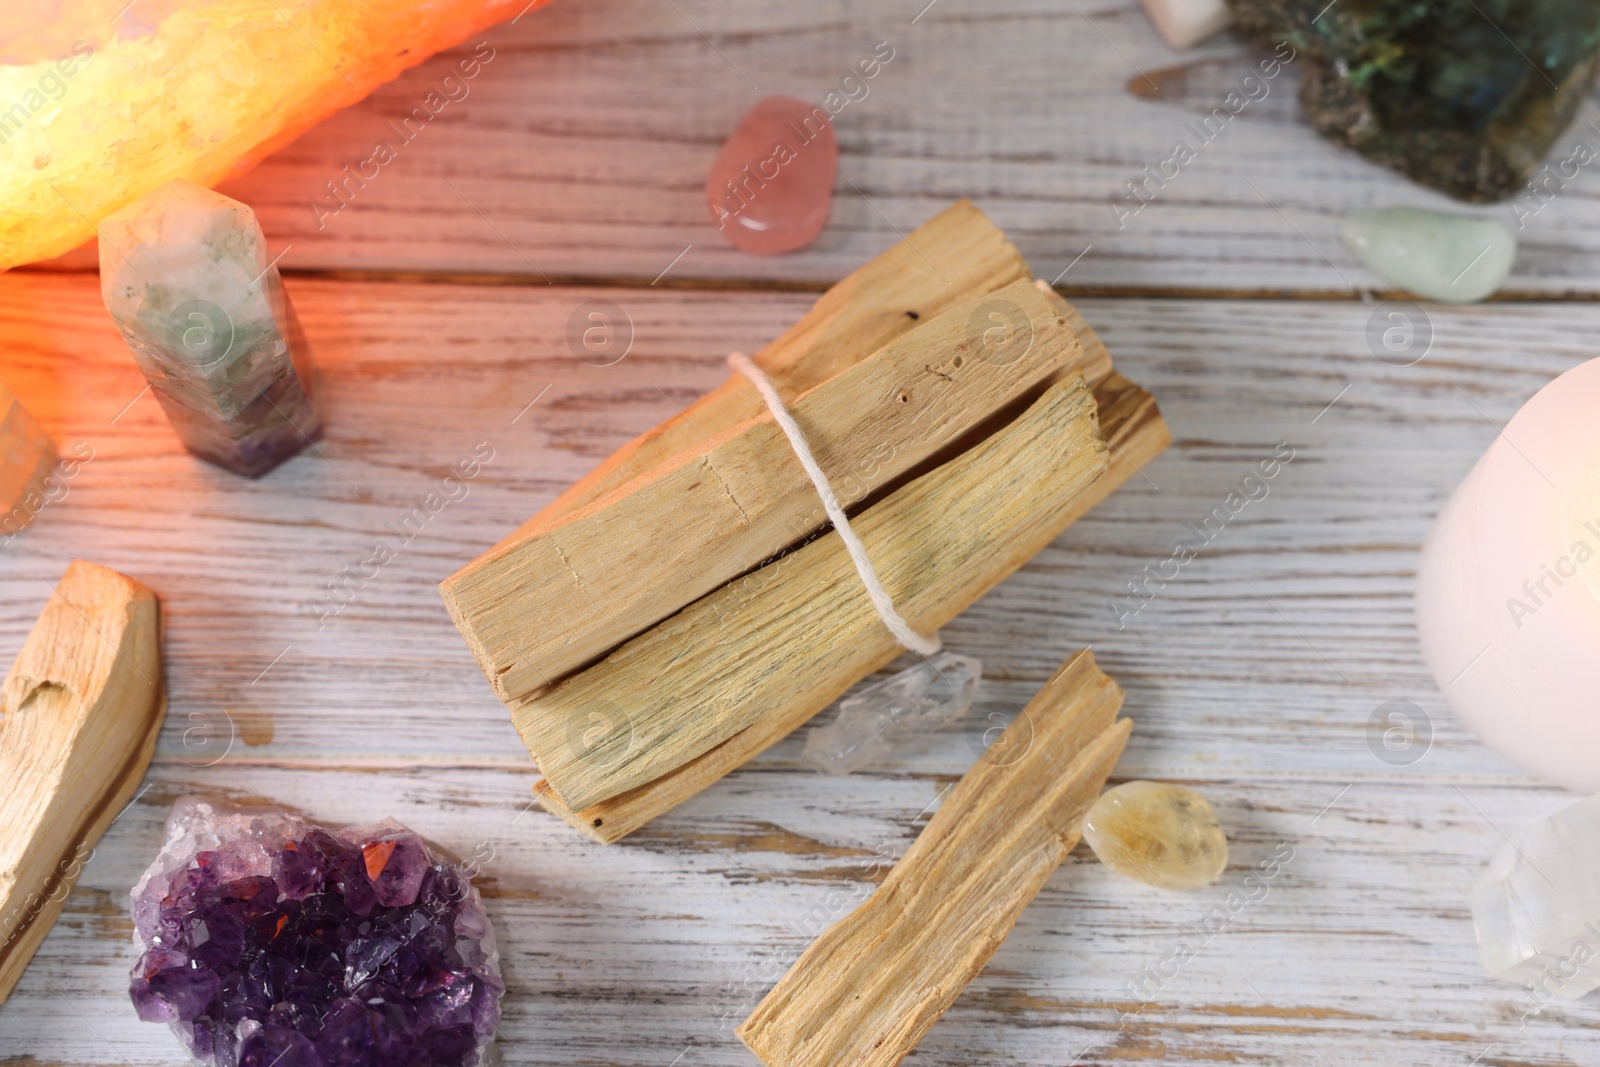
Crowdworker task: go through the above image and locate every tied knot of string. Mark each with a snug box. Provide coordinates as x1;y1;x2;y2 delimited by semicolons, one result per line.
727;351;941;657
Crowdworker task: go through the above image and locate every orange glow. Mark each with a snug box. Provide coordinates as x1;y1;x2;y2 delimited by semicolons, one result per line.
0;0;551;269
362;839;398;880
0;379;57;530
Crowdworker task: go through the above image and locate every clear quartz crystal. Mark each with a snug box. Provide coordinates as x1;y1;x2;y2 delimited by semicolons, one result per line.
1472;792;1600;999
0;380;57;531
802;652;980;774
98;179;321;478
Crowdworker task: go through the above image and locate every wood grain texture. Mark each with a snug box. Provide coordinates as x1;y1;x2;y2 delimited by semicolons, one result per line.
30;0;1600;297
517;375;1111;814
739;650;1130;1067
443;276;1091;704
522;200;1033;530
0;273;1598;1063
529;368;1166;841
0;561;164;1005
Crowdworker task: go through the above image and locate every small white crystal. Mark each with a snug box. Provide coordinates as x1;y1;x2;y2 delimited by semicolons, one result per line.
1137;0;1229;50
801;652;980;774
1472;792;1600;999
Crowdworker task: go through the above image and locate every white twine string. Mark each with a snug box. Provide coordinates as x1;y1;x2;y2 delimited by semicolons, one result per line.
727;351;942;656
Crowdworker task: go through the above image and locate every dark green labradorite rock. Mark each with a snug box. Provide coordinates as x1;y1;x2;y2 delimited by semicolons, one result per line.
1226;0;1600;202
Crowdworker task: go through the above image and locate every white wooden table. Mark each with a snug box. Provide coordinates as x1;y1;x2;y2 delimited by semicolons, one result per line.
4;1;1599;1064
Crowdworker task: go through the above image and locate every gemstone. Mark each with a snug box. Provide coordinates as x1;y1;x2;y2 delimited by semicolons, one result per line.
0;379;58;537
129;797;503;1067
1083;781;1228;890
802;652;981;774
1;0;557;270
1340;207;1516;304
1228;0;1600;202
706;96;838;255
98;180;322;478
1137;0;1230;49
1472;792;1600;999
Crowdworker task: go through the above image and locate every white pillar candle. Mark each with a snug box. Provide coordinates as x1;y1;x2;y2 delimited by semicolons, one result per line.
1415;356;1600;793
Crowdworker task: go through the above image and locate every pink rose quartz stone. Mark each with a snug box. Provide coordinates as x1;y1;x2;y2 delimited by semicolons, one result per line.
705;96;837;255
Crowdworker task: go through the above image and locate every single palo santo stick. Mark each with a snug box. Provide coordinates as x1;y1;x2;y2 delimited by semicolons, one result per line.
0;561;164;1004
518;375;1109;813
738;649;1130;1067
532;369;1166;842
444;279;1103;704
524;200;1032;531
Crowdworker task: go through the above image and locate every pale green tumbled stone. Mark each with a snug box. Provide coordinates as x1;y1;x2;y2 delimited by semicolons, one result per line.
1340;206;1515;305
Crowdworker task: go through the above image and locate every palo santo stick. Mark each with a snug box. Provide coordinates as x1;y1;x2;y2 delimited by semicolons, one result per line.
524;200;1032;532
532;369;1167;842
517;375;1109;813
738;649;1130;1067
443;278;1102;704
0;561;164;1004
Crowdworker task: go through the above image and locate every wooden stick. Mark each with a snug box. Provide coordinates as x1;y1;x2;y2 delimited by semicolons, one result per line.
519;200;1032;533
516;374;1109;812
532;369;1166;842
738;649;1130;1067
442;278;1102;703
0;561;164;1004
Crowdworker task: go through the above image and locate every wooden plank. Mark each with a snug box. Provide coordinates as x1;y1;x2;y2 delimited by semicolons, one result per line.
739;650;1130;1067
0;271;1593;776
443;277;1093;704
518;374;1111;814
1;274;1599;1061
0;768;1591;1065
30;0;1600;297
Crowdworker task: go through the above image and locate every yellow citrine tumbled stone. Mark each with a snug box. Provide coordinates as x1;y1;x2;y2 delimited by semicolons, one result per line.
1083;780;1229;890
0;0;552;269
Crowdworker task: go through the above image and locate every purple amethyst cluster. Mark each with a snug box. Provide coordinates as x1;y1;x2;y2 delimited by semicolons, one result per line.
129;799;502;1067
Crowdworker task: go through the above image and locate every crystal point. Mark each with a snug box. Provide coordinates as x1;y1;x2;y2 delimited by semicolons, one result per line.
706;96;838;255
0;380;58;537
1341;207;1515;304
129;798;501;1066
802;652;981;774
1084;781;1228;890
1473;793;1600;999
98;180;321;477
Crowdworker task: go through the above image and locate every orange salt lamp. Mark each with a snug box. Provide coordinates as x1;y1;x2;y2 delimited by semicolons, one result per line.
0;0;552;270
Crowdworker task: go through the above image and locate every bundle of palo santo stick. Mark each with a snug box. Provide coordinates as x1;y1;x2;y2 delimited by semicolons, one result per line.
440;201;1169;842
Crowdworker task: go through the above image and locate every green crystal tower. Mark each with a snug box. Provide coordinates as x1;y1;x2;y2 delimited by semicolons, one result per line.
99;180;322;477
1228;0;1600;202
